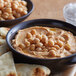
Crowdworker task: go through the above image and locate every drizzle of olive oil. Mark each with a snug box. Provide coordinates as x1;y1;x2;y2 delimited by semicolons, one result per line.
50;28;56;31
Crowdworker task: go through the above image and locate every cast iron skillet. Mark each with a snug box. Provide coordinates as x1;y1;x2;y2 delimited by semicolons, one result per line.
0;0;34;26
6;19;76;74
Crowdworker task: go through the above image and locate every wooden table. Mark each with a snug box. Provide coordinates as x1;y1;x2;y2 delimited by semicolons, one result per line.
26;0;76;21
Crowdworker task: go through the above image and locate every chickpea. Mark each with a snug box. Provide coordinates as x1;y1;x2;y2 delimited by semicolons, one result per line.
64;43;71;51
36;42;43;47
15;13;21;18
16;8;23;13
19;44;25;49
12;4;18;10
54;45;60;50
59;37;65;42
34;38;40;44
62;34;69;41
13;1;19;6
25;39;30;47
49;50;56;57
8;14;15;20
2;12;9;19
48;38;54;47
31;29;36;35
26;32;32;39
21;10;27;15
36;47;42;52
36;34;42;40
56;40;63;47
47;32;53;36
19;3;24;8
5;8;12;14
30;44;35;51
28;38;34;43
41;35;48;44
20;1;27;6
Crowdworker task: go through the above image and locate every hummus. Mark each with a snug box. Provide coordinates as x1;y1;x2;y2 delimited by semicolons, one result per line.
12;26;76;58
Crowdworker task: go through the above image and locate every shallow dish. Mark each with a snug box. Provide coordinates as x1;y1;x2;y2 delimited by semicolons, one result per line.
0;0;34;26
6;19;76;73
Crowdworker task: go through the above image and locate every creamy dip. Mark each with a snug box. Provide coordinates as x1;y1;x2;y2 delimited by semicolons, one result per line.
12;26;76;58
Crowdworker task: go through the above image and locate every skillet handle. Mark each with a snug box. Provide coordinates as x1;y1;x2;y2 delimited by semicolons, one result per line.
66;56;76;65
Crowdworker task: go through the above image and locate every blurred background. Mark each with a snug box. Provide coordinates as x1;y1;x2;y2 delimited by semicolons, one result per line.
27;0;76;21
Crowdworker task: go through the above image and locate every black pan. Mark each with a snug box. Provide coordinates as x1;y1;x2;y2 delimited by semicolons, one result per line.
6;19;76;74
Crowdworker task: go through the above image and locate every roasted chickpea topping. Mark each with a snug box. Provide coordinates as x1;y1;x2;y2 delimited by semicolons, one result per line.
36;42;43;47
55;40;63;47
34;38;40;44
59;37;65;42
62;34;69;41
54;45;60;50
0;0;28;20
12;27;76;58
26;33;32;39
20;1;27;6
31;29;36;35
19;44;25;49
30;44;35;51
8;14;15;20
48;38;54;47
41;35;48;44
2;12;9;19
36;34;42;40
64;43;71;51
47;32;53;37
28;38;34;43
24;39;30;47
49;50;57;57
36;47;42;52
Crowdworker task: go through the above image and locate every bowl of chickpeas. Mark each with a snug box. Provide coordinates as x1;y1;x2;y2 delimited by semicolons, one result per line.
6;19;76;73
0;0;34;26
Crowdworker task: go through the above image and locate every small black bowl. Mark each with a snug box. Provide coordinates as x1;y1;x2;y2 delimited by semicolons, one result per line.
0;0;34;27
6;19;76;74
